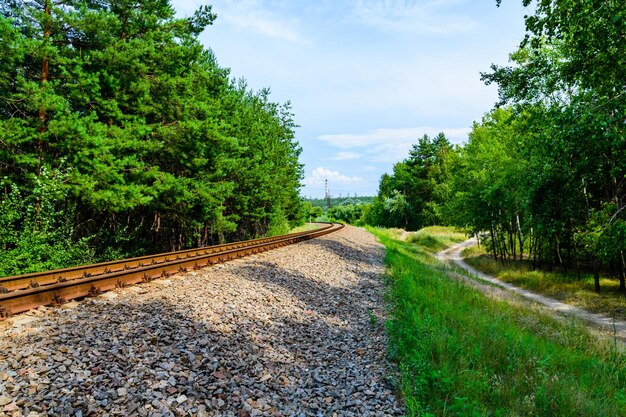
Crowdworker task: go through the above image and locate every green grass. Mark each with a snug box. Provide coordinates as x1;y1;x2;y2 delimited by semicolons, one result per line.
384;226;467;253
288;223;322;233
369;226;626;416
406;226;467;253
463;246;626;321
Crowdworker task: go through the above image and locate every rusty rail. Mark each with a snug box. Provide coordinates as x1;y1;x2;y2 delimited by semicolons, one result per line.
0;223;344;319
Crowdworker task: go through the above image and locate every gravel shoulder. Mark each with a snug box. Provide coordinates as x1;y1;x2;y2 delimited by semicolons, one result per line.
438;239;626;343
0;225;402;417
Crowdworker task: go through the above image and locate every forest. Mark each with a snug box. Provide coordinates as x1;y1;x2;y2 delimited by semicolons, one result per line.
355;1;626;292
1;0;624;290
0;0;305;275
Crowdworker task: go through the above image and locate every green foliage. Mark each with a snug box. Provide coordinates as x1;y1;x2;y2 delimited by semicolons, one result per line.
372;226;626;416
368;133;456;230
441;1;626;290
310;205;323;219
303;196;374;225
0;0;304;273
0;169;95;275
265;208;291;237
305;196;374;210
327;203;369;225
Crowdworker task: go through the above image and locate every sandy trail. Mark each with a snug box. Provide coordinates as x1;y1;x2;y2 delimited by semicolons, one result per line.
438;239;626;342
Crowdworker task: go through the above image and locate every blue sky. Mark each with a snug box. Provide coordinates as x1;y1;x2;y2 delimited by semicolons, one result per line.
172;0;528;198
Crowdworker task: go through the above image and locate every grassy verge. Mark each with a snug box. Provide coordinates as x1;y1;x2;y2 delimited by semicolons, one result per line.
288;223;322;233
369;226;626;416
463;245;626;320
384;226;468;253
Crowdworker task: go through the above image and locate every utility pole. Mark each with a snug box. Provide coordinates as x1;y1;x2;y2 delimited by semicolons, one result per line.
325;179;331;209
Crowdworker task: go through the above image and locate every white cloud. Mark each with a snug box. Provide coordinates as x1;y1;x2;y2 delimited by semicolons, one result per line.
318;127;470;162
211;0;309;44
330;151;363;161
319;127;470;147
352;0;480;35
172;0;204;16
303;167;363;187
222;14;306;44
299;49;497;127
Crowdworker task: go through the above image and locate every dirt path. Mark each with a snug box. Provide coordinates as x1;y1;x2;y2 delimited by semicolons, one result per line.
438;239;626;342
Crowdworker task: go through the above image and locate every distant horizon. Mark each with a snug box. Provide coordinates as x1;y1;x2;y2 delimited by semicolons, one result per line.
302;195;376;200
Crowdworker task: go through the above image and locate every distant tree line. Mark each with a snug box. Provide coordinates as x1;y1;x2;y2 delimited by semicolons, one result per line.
0;0;305;275
306;196;374;209
300;196;373;226
366;1;625;292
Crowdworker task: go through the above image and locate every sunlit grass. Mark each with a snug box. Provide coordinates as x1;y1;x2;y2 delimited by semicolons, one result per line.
463;246;626;320
288;223;322;233
370;226;626;416
385;225;467;253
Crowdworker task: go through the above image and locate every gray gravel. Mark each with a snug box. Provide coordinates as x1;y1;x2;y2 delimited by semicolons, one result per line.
0;226;403;416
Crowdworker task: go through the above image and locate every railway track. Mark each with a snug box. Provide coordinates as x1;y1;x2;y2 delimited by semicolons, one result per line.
0;222;344;319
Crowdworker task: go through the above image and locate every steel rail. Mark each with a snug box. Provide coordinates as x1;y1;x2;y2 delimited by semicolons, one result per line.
0;223;344;319
0;224;334;293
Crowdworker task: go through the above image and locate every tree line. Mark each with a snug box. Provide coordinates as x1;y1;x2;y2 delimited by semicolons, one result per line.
363;0;626;292
0;0;305;275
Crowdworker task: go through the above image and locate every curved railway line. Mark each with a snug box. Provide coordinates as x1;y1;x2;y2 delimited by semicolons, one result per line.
0;222;344;319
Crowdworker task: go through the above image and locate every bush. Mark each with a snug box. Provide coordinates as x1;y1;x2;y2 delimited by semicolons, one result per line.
0;169;96;276
266;209;291;237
